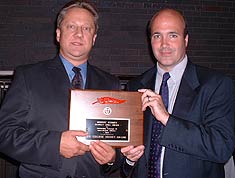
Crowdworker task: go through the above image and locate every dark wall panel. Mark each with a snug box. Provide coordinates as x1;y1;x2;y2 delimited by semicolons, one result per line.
0;0;234;79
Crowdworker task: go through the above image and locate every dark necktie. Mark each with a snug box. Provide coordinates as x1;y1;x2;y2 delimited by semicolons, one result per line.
148;72;170;178
71;67;83;89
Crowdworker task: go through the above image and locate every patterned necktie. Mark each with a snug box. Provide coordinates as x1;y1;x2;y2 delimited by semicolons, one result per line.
148;72;170;178
71;67;83;89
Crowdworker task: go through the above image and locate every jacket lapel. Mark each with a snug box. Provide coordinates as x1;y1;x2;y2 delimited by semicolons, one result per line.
45;56;71;121
46;56;70;90
172;61;200;119
85;63;96;89
85;63;106;90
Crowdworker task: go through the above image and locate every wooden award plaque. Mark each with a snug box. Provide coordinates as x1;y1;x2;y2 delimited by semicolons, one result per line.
69;89;144;147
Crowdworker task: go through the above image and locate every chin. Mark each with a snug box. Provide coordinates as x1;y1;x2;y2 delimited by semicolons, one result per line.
158;57;173;63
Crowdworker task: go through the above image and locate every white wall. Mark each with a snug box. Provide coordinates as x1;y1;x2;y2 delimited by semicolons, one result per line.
225;156;235;178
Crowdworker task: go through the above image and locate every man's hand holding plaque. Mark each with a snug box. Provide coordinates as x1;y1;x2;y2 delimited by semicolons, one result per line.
60;130;89;158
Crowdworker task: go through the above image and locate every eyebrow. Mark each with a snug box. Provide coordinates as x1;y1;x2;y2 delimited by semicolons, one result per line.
168;31;180;34
152;31;180;36
151;32;160;36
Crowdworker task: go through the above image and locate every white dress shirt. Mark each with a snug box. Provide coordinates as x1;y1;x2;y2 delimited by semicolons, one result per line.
154;55;188;178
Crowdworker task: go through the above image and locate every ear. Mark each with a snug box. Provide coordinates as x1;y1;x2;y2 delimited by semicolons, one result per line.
56;28;61;42
185;34;189;47
92;34;97;46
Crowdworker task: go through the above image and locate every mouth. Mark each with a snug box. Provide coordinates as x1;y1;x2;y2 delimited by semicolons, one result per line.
71;42;83;46
160;51;172;56
159;48;173;56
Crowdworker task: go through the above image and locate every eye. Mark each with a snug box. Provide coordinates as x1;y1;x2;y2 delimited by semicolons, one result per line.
152;34;161;40
67;24;76;31
82;26;91;32
169;33;178;38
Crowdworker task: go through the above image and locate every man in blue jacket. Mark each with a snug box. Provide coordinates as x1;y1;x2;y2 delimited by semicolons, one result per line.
123;8;235;178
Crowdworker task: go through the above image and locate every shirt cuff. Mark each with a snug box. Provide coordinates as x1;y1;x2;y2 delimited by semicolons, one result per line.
107;162;114;166
125;158;135;166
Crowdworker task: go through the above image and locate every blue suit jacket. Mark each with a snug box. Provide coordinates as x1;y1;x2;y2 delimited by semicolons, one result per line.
126;60;235;178
0;56;120;178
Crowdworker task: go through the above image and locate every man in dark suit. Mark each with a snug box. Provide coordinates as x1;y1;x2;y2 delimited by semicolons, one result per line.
122;8;235;178
0;1;122;178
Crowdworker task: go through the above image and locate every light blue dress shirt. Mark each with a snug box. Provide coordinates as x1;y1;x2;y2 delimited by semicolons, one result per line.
59;54;87;89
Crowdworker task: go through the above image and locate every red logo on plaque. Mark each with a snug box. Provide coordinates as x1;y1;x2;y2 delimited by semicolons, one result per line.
92;97;126;105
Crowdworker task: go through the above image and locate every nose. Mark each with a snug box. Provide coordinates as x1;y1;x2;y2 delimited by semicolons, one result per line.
74;26;83;37
161;36;168;47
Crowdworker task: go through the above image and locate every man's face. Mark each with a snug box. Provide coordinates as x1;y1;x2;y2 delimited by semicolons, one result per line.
150;10;188;71
56;7;97;66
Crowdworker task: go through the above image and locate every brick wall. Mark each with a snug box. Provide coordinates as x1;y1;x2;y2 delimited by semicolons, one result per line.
0;0;234;80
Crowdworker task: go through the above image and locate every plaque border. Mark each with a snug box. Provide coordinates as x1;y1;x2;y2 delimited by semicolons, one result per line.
69;89;144;147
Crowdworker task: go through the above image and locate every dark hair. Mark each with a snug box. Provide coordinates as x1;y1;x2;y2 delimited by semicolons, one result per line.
57;0;99;33
148;8;188;38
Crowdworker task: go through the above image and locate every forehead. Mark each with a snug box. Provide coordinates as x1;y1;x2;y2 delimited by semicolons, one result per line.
63;7;95;24
151;10;185;34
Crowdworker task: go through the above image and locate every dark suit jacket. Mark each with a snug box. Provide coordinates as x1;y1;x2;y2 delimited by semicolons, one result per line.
0;56;120;178
125;60;235;178
234;150;235;164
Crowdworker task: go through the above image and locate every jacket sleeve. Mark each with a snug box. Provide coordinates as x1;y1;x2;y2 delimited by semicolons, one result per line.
0;67;62;170
161;76;235;163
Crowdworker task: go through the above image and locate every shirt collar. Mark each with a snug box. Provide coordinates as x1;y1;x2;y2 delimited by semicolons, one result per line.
59;54;87;84
157;55;188;83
